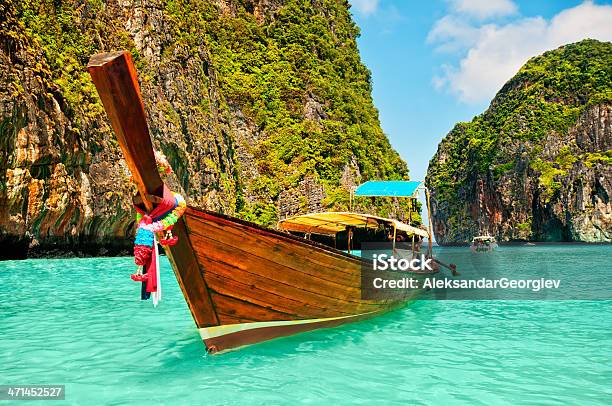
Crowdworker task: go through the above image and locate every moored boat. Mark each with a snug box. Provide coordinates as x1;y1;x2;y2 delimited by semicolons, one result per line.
471;179;498;252
87;51;452;353
470;235;498;252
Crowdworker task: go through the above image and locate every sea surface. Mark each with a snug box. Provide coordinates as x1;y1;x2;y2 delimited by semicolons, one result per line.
1;245;611;405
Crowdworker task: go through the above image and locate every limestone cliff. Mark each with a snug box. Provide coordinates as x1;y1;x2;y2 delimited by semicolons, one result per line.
426;40;611;244
0;0;409;258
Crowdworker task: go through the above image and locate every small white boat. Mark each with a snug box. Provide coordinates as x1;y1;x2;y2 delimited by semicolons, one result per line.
470;235;498;252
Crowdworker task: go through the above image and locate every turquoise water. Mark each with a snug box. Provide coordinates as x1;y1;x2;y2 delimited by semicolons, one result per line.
1;246;611;405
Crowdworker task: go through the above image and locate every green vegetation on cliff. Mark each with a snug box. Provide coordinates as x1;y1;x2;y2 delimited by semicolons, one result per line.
428;39;611;203
426;39;612;243
160;0;409;223
1;0;414;254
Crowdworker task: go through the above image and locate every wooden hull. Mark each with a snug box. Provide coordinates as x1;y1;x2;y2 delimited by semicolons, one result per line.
86;51;436;354
179;208;432;353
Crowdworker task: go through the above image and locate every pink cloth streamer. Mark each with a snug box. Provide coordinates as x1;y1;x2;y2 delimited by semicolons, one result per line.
133;185;177;298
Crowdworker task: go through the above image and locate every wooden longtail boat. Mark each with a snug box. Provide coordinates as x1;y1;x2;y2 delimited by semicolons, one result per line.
471;236;498;252
87;51;446;354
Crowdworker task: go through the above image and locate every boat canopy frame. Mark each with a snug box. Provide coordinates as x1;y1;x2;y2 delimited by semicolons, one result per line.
472;236;497;242
348;180;434;255
278;181;434;255
277;211;430;238
354;180;422;198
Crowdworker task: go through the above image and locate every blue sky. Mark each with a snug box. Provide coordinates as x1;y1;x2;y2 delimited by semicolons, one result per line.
348;0;612;182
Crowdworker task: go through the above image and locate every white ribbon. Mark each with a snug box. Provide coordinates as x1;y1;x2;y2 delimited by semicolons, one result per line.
152;234;162;307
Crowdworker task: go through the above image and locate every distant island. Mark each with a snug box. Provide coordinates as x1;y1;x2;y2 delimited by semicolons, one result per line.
426;39;611;244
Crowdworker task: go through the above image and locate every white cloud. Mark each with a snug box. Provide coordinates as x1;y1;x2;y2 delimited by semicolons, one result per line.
430;1;612;103
427;15;482;52
448;0;518;19
349;0;380;15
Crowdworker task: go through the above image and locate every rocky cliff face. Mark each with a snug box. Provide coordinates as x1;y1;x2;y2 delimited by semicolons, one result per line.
426;40;611;244
0;0;409;258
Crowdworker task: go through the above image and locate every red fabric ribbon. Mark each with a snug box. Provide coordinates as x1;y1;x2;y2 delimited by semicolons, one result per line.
130;273;148;282
146;243;158;293
134;186;177;220
133;185;178;294
134;245;152;266
160;236;178;246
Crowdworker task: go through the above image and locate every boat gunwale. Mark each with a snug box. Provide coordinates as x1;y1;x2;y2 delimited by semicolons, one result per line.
185;207;370;265
186;206;439;277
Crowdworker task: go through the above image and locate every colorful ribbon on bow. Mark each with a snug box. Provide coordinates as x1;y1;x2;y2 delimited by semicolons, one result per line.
132;185;186;306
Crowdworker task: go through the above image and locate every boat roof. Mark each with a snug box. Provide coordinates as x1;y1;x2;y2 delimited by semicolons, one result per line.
354;181;422;197
472;236;496;241
277;211;430;238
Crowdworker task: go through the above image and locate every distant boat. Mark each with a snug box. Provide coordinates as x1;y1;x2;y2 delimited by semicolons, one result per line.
470;235;498;252
87;51;455;354
524;242;536;246
472;179;497;252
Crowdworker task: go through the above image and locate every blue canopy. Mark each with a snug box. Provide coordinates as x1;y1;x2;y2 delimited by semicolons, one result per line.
354;181;422;197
